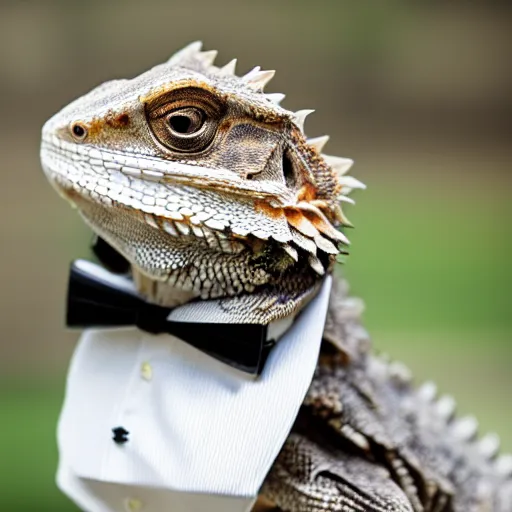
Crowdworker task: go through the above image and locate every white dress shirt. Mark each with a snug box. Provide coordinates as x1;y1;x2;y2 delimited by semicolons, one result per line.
57;277;332;512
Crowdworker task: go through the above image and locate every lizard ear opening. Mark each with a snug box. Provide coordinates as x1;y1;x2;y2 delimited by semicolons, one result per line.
282;150;296;189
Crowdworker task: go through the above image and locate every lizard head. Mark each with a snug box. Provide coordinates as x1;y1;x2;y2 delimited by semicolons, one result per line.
41;42;364;319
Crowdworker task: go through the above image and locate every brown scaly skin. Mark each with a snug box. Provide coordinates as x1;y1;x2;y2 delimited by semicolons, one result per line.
40;42;511;510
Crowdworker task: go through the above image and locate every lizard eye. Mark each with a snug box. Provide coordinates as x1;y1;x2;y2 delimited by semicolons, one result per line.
167;107;204;135
146;87;224;154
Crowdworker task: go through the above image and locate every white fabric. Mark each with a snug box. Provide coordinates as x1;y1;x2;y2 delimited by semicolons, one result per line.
57;461;257;512
57;277;332;511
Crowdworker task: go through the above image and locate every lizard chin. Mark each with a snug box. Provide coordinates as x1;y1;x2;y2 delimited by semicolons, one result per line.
41;153;326;320
65;191;321;317
57;190;322;322
40;135;332;320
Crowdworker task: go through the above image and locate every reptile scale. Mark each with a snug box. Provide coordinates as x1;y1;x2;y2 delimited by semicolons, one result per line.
40;42;512;511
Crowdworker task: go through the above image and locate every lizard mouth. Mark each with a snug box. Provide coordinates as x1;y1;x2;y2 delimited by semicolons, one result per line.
41;135;294;203
40;134;300;245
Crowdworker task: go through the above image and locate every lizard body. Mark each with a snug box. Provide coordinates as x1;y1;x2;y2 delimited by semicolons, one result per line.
263;279;512;511
40;42;511;511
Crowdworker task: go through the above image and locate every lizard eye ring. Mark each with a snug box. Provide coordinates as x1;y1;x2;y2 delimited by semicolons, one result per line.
70;122;88;141
145;87;225;154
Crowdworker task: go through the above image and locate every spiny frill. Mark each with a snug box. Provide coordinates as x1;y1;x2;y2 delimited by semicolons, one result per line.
164;41;366;276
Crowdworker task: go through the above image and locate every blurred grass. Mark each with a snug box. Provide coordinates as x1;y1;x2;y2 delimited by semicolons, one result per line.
0;378;76;511
344;169;511;337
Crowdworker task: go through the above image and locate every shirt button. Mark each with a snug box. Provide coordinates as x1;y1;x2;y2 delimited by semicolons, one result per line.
112;426;129;444
140;361;153;381
124;497;143;511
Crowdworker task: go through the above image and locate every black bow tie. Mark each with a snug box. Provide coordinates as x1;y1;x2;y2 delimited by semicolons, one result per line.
66;259;275;375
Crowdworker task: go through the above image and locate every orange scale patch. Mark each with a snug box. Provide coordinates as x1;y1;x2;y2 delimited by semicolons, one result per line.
254;200;285;220
285;209;319;238
297;183;317;202
303;211;349;244
85;110;131;138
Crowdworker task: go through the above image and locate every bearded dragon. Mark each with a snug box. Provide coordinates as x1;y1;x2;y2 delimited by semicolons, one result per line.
40;42;511;511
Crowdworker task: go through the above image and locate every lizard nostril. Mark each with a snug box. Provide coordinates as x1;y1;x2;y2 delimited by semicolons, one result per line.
71;122;88;141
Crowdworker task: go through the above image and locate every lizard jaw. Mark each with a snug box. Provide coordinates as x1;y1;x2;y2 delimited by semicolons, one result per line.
41;133;348;302
42;134;349;275
40;134;294;202
40;134;297;244
40;134;305;302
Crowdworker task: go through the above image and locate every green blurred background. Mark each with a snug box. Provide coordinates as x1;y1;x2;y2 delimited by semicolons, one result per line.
0;1;510;510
